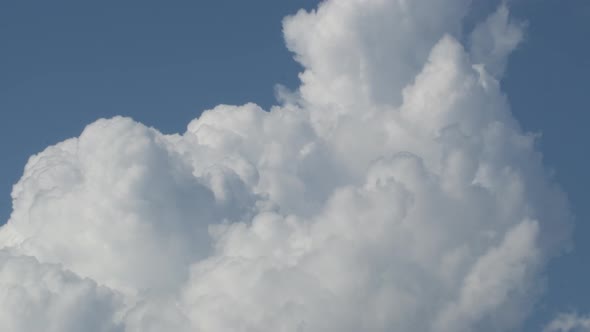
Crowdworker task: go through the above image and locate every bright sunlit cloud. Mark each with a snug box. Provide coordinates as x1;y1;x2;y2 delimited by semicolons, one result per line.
0;1;575;331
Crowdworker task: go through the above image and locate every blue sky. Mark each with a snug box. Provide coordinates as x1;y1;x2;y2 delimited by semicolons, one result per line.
505;1;590;325
0;1;589;330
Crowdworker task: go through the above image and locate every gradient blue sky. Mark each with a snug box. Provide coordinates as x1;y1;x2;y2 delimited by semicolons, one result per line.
0;1;588;330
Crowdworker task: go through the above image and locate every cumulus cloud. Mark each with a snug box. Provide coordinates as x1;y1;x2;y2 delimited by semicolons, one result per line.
0;0;572;331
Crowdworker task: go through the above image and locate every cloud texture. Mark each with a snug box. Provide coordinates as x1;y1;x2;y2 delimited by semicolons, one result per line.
0;0;572;331
544;313;590;332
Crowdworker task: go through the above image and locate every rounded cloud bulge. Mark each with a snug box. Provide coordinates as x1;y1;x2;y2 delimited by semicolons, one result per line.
0;0;572;331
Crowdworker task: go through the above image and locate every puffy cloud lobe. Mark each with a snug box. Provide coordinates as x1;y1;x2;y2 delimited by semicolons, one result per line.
0;252;122;332
1;118;223;293
283;0;470;110
0;0;572;331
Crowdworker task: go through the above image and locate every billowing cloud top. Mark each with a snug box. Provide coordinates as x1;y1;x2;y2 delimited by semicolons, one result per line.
0;0;573;331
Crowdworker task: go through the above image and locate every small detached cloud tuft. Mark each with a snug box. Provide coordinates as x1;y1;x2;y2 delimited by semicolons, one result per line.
545;313;590;332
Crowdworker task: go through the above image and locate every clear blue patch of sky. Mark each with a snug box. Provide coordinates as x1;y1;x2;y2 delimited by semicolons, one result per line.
0;1;588;330
507;1;590;329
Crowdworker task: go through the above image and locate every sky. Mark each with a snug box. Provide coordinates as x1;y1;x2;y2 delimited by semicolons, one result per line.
0;1;589;331
504;0;590;325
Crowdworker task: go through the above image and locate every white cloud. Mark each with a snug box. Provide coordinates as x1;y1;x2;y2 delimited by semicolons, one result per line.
544;313;590;332
0;1;572;331
0;251;122;332
469;3;525;78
